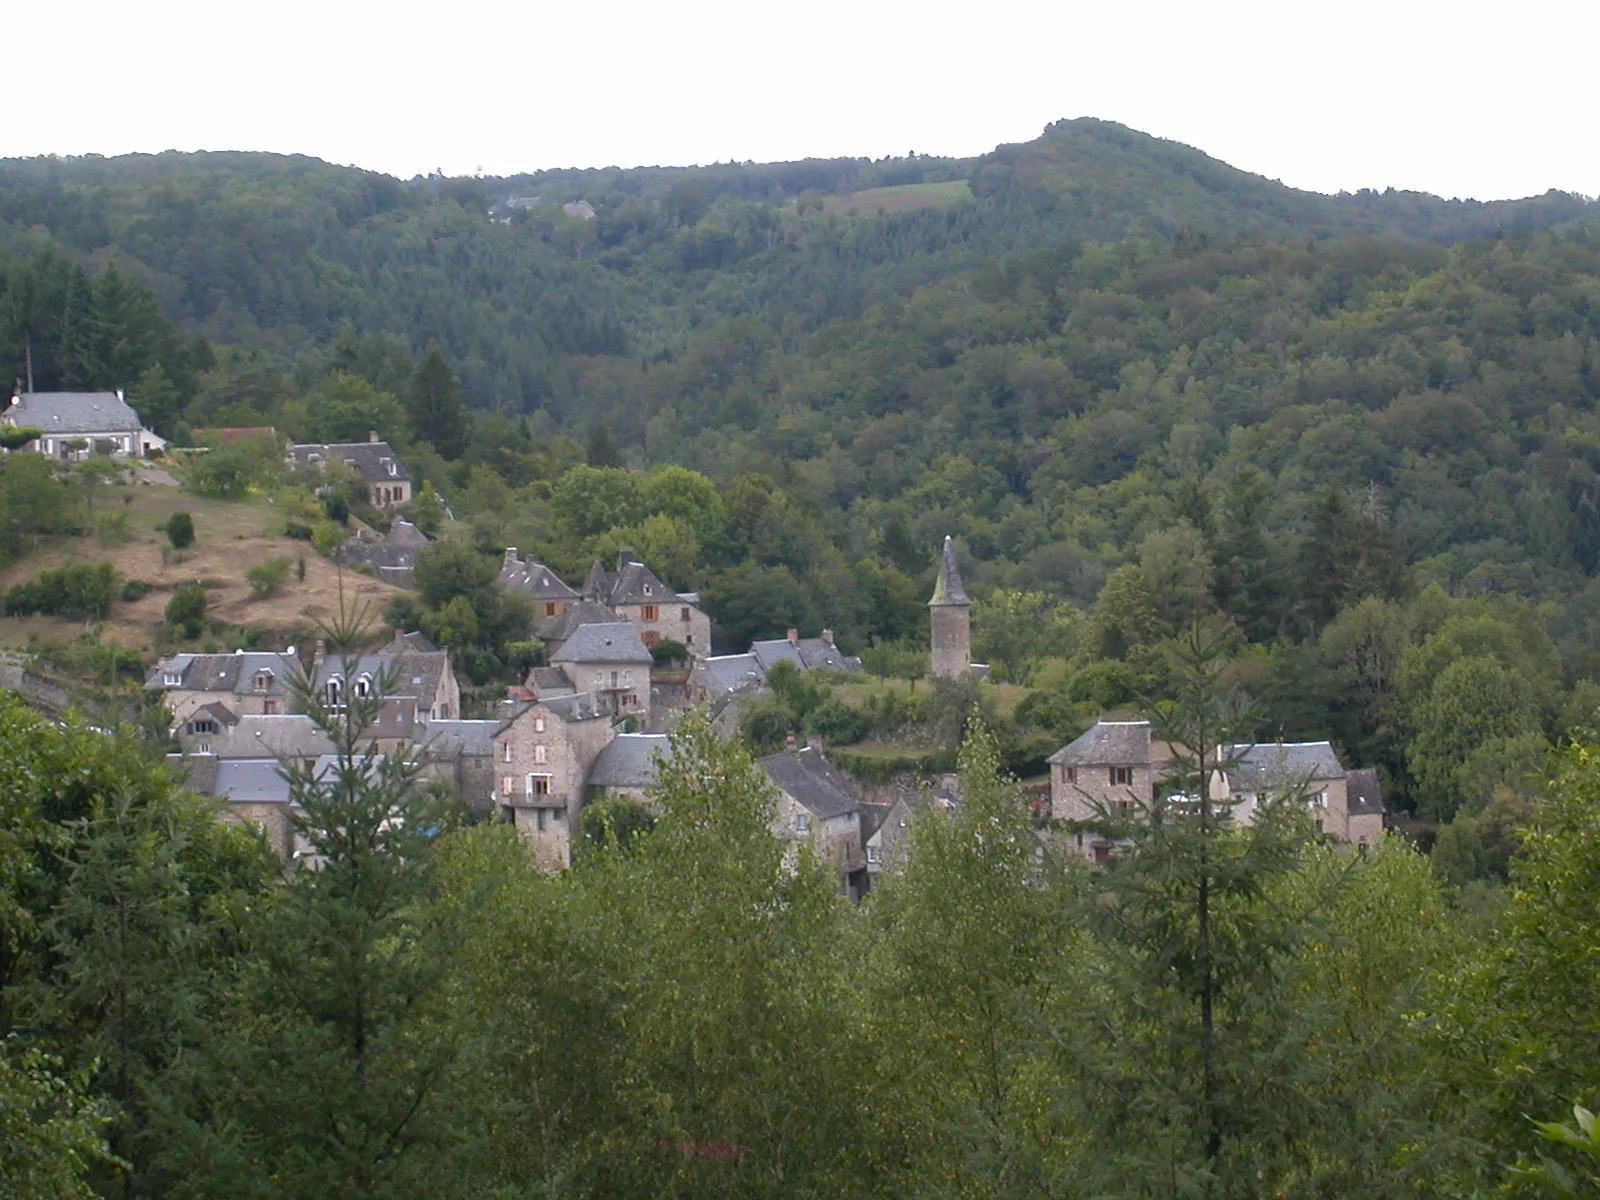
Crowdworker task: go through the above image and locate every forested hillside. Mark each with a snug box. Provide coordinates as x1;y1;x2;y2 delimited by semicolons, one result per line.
4;119;1600;834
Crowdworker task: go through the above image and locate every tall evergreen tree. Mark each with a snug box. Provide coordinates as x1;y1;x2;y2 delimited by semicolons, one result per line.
407;343;468;459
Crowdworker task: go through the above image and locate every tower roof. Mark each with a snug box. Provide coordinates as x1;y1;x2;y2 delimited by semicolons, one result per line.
928;536;970;607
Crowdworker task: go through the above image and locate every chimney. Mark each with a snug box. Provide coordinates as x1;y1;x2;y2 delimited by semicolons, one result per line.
820;628;835;646
807;732;822;752
313;639;326;670
504;547;518;566
617;546;635;570
368;430;379;443
786;628;799;646
785;730;797;750
116;388;125;402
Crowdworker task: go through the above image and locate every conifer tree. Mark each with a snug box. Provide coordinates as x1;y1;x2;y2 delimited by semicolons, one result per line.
406;342;468;460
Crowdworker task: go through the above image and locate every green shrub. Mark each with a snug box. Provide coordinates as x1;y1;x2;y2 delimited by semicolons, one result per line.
95;511;130;546
165;583;208;638
245;556;293;597
649;638;689;666
4;562;119;620
119;579;153;602
165;511;195;550
806;697;867;745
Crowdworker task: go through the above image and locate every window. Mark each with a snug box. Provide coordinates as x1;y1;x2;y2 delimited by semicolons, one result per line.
263;699;279;715
534;777;551;795
544;603;559;617
533;745;547;765
501;775;515;797
609;670;619;687
866;846;880;864
641;604;659;621
680;607;690;621
326;679;343;706
622;670;633;686
501;742;512;763
643;584;653;596
163;672;182;687
534;716;545;733
795;812;810;833
189;718;217;735
355;675;371;698
593;672;604;689
1064;765;1077;784
253;671;271;693
1309;790;1327;808
1111;766;1133;786
197;742;210;754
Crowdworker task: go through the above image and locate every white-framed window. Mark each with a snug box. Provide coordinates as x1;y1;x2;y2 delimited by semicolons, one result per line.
163;672;182;687
355;675;371;698
326;678;343;706
622;670;633;686
197;742;210;754
533;745;547;765
534;717;545;733
643;584;653;596
253;671;271;693
795;812;810;833
1310;790;1327;808
501;742;512;763
501;775;514;796
866;846;880;864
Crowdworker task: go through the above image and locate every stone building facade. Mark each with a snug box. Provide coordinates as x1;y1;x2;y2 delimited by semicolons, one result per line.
493;692;614;870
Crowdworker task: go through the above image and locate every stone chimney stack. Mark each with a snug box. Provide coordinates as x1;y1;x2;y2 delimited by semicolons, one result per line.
820;629;834;647
504;547;519;566
786;628;799;646
928;535;972;680
368;430;378;443
617;546;635;570
785;730;797;751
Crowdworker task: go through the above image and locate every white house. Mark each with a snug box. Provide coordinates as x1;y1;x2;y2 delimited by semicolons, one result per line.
4;390;166;459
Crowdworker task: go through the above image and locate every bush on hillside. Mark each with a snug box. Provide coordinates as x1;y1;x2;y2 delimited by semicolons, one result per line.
4;562;119;620
165;511;195;550
165;583;208;639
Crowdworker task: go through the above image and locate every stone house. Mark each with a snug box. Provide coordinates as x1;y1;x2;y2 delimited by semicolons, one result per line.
493;692;614;870
4;389;166;459
416;719;500;812
750;629;861;674
582;549;711;662
311;635;460;723
759;744;868;900
1047;720;1386;860
291;433;410;507
340;519;430;589
548;622;652;717
145;650;303;724
174;712;335;759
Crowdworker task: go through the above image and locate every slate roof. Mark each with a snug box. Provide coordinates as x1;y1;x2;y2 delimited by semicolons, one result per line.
588;733;673;790
1344;768;1385;816
186;701;240;729
186;754;380;804
383;629;437;654
292;440;410;485
540;692;609;723
700;653;765;695
929;535;970;606
760;746;860;819
6;391;146;434
1047;720;1152;767
1227;742;1346;793
550;622;652;664
582;550;689;608
530;599;616;644
146;651;302;696
387;520;430;549
499;553;580;602
314;646;448;710
226;715;336;759
420;719;499;761
750;637;861;674
524;666;577;696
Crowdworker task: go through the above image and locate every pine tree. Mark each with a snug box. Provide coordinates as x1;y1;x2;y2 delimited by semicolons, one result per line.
406;343;468;460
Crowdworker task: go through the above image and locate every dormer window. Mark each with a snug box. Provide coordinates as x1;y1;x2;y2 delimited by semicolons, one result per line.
326;678;343;706
308;452;322;464
253;670;272;693
381;458;397;477
163;672;182;687
355;675;372;699
643;584;653;596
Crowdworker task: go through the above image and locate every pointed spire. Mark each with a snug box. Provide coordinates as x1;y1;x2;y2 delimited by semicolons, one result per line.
928;535;969;606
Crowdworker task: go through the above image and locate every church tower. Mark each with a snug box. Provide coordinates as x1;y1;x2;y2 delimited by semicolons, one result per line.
928;535;971;679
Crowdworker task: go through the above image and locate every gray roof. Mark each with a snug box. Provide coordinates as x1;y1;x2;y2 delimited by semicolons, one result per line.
341;525;429;589
499;554;580;601
549;622;651;665
1344;768;1385;816
227;715;335;759
525;666;576;696
421;719;499;761
292;440;410;484
530;599;617;644
147;651;302;696
750;637;861;674
750;640;805;672
539;691;609;723
185;754;379;804
588;733;672;789
6;391;147;434
313;646;448;709
1047;720;1151;767
186;701;240;729
1227;742;1346;793
700;653;765;695
582;551;689;608
387;520;430;548
760;746;860;819
929;535;970;606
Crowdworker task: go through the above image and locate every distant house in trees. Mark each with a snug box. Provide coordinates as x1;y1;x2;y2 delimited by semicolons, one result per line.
582;549;712;661
586;732;673;803
291;433;410;507
759;742;869;901
4;389;166;459
499;549;582;622
548;622;652;717
493;692;614;870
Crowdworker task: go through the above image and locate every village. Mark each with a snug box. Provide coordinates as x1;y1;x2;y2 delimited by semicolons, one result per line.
3;386;1389;894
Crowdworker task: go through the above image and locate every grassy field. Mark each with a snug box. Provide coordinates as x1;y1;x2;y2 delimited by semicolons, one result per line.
823;180;973;216
0;477;402;653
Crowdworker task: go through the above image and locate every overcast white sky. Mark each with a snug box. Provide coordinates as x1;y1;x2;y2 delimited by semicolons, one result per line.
8;0;1596;201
